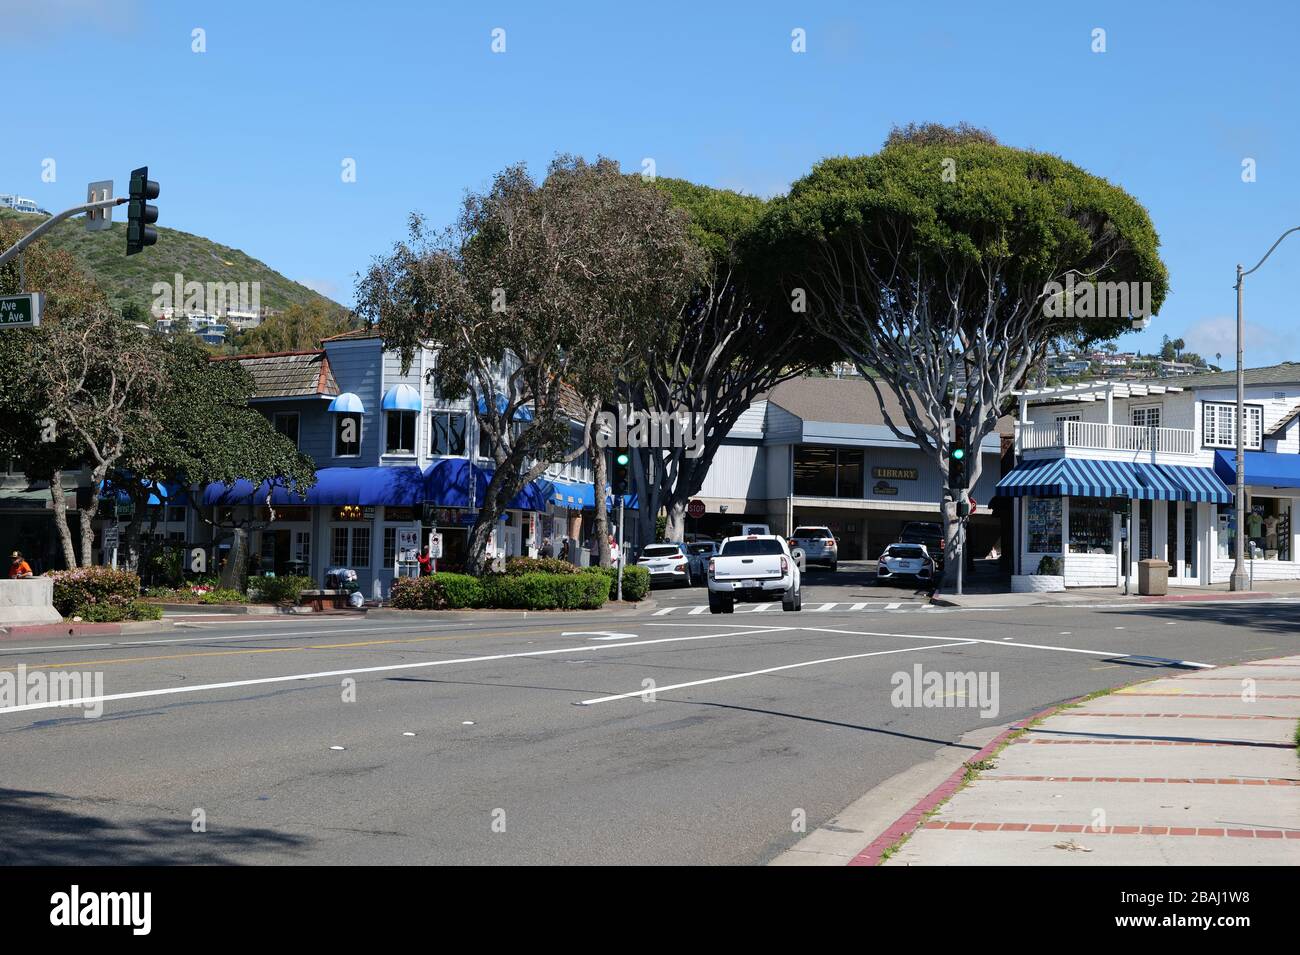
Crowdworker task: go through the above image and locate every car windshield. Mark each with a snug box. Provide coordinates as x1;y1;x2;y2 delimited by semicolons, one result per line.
721;539;784;556
887;544;927;558
686;544;714;555
641;545;682;558
792;527;831;538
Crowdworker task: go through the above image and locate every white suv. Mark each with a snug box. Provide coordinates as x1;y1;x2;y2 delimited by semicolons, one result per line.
789;525;838;571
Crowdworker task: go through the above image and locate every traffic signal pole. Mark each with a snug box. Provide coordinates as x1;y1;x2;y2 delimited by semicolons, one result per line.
0;196;125;268
616;495;624;602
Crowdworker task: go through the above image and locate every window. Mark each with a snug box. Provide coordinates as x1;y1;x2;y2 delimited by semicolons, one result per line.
385;410;417;454
273;412;300;448
167;505;186;523
1131;405;1161;429
1026;497;1062;553
1202;402;1262;449
331;526;371;568
793;447;864;498
335;413;361;457
430;411;468;456
383;527;397;566
1067;497;1117;554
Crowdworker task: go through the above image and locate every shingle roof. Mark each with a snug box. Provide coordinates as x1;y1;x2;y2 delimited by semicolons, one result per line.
219;351;340;399
762;376;1017;434
1162;362;1300;390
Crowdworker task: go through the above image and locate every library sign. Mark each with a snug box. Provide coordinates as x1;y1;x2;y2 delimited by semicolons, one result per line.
0;293;43;329
872;465;917;496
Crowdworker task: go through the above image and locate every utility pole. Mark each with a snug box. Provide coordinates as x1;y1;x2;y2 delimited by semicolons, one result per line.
1231;226;1300;591
0;195;126;268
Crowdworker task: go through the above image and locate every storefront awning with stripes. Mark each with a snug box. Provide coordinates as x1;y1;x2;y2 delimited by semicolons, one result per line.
996;458;1230;503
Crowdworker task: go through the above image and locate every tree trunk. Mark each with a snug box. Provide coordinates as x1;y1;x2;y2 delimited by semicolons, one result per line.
589;418;611;567
465;499;504;576
220;526;248;590
48;469;78;569
78;501;97;567
663;496;688;542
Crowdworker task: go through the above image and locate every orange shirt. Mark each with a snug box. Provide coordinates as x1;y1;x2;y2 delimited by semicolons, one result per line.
9;560;32;578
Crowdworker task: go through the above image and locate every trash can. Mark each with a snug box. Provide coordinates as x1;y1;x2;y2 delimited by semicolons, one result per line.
1137;559;1170;596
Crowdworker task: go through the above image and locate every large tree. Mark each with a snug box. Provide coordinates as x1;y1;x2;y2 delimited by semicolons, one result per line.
758;126;1168;584
113;338;317;586
627;179;833;544
357;156;703;575
234;301;355;354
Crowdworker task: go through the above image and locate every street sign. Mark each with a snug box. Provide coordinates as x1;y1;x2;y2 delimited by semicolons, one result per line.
397;527;419;562
428;532;443;559
687;499;706;519
86;180;114;231
969;497;978;515
0;293;44;329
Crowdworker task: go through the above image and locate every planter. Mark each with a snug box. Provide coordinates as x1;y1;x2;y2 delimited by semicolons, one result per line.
1011;574;1066;593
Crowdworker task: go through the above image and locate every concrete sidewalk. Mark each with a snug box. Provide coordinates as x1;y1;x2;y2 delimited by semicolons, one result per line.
880;654;1300;865
933;581;1300;609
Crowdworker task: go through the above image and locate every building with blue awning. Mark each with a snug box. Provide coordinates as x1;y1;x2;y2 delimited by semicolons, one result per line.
1003;367;1300;587
200;332;633;599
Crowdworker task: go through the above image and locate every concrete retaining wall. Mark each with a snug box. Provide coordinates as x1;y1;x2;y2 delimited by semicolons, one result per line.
0;578;63;627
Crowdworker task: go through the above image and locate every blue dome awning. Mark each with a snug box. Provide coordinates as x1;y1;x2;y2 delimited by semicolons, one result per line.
476;393;534;421
381;384;421;412
327;392;365;414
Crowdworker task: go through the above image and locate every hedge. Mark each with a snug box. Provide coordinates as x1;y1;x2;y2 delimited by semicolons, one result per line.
390;571;609;610
390;573;484;610
584;565;650;602
248;575;315;605
46;566;141;618
77;601;165;623
502;556;578;576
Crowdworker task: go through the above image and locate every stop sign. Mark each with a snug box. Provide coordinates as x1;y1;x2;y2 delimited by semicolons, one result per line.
687;499;706;519
969;497;978;514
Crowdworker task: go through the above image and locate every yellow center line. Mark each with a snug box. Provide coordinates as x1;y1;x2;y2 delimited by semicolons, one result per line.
9;628;539;671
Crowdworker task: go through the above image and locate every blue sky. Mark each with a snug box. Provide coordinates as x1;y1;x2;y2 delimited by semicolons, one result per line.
4;0;1299;364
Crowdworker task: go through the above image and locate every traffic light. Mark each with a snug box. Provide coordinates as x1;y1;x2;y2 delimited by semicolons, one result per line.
949;423;967;490
611;449;630;496
126;166;159;255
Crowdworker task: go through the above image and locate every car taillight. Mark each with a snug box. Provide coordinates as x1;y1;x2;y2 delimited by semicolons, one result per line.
780;556;788;576
708;558;716;579
674;562;687;571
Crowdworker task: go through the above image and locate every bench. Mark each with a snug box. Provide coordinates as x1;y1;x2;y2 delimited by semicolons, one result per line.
299;589;349;612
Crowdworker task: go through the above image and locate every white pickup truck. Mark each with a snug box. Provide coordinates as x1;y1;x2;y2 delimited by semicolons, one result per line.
706;534;802;613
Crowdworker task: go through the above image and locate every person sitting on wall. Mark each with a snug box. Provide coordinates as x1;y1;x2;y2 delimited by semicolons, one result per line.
8;551;33;579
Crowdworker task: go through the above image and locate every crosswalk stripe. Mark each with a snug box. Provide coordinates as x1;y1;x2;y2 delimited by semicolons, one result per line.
650;601;929;616
688;605;709;615
812;603;839;612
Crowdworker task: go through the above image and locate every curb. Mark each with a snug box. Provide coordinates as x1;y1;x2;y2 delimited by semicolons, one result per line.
0;620;175;640
365;597;658;620
930;590;1279;609
847;696;1085;867
146;602;319;615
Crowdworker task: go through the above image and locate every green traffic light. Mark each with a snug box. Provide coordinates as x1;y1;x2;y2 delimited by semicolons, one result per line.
616;453;630;466
952;448;965;460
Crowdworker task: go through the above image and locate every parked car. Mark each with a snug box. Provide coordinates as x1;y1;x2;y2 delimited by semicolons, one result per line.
707;534;802;613
875;542;936;584
684;540;718;585
637;542;693;587
789;525;838;570
897;522;945;568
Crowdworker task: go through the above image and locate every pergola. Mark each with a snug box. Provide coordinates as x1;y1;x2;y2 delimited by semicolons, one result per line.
1014;381;1185;451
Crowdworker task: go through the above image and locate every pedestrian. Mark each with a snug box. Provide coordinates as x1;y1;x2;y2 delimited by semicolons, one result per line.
8;551;33;579
608;534;621;566
559;539;571;563
417;545;433;577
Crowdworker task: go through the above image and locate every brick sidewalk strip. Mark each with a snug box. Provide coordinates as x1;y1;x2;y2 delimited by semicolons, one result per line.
876;652;1300;866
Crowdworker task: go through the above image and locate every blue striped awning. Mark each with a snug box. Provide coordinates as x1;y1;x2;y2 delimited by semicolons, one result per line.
996;458;1230;503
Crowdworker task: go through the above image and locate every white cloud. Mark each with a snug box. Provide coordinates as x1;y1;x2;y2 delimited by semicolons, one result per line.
1181;315;1287;366
299;277;341;300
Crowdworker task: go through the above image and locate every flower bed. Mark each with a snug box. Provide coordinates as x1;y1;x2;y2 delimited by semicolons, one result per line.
45;566;161;622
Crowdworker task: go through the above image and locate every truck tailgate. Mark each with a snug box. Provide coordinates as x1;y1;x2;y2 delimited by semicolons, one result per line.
713;555;784;580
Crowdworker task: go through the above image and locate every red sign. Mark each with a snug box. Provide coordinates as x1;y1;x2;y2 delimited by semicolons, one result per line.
969;497;978;514
686;499;706;519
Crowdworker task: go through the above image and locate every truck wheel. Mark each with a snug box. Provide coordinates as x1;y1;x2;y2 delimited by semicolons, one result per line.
782;586;797;611
709;593;732;614
828;561;837;572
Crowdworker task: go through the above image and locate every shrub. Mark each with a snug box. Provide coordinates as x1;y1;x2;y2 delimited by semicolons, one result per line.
73;600;164;623
198;587;247;605
46;566;141;618
390;573;484;610
583;565;650;602
249;575;315;605
480;572;608;610
503;556;578;576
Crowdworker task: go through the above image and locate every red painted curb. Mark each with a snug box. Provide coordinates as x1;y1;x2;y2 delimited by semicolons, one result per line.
848;697;1073;867
0;622;122;640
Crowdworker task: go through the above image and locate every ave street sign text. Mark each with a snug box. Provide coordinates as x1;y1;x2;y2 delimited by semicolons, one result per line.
0;293;44;329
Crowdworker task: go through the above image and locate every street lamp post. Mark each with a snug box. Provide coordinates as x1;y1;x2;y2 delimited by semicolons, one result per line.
1231;227;1300;591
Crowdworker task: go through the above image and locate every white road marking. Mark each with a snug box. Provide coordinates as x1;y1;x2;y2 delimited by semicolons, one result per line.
688;606;709;615
576;640;978;705
744;603;777;613
0;621;466;656
884;602;902;610
561;631;639;641
652;607;675;616
0;626;794;718
849;603;871;611
811;603;839;612
802;626;1215;668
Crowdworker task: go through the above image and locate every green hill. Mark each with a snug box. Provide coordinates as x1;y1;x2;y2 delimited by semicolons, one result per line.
0;207;347;318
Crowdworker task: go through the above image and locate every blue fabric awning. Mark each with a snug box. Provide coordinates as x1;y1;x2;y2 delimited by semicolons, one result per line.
381;384;421;411
327;392;365;414
1214;450;1300;489
202;467;428;507
100;478;188;507
476;394;534;421
420;458;552;511
996;458;1230;503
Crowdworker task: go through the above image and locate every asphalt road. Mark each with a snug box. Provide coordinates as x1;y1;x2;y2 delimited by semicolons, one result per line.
2;567;1296;865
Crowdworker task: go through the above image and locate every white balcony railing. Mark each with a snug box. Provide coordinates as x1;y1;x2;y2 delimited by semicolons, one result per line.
1022;420;1196;455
